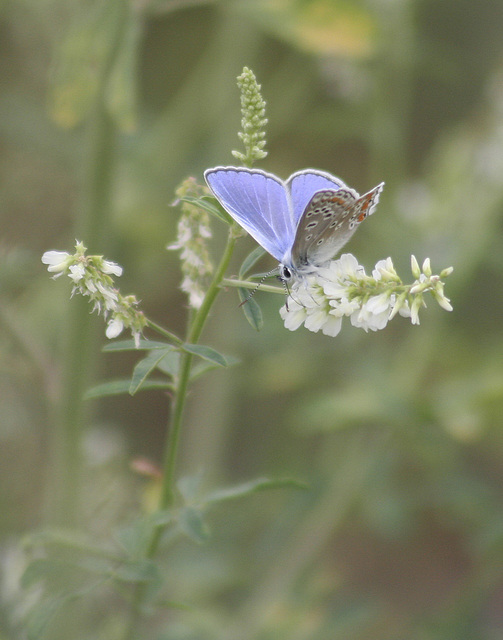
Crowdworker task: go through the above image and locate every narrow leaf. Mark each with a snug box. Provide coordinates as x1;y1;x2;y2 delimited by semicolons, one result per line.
27;595;74;640
155;598;194;611
178;473;204;502
239;246;266;278
21;559;66;589
103;339;174;351
155;350;180;377
183;343;228;367
115;518;157;559
23;529;117;560
177;507;210;544
189;355;240;382
150;509;174;527
85;378;171;399
177;195;232;225
129;348;176;395
239;288;263;331
205;477;308;504
113;559;159;583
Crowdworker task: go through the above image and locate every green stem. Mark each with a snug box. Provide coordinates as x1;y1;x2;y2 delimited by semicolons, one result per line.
46;0;129;526
158;228;237;526
124;229;237;639
145;319;184;346
221;277;284;294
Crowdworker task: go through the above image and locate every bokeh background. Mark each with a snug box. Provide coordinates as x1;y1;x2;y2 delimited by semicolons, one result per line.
2;0;503;638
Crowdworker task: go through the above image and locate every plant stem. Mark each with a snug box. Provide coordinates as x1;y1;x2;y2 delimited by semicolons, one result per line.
221;277;284;294
124;228;237;639
145;319;184;346
46;0;129;526
158;228;236;531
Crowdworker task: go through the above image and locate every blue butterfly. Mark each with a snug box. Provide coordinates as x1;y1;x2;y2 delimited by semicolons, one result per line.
204;166;384;281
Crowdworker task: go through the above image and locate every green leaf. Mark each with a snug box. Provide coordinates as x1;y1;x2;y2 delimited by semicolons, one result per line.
239;288;263;331
150;509;174;527
27;594;74;640
113;559;160;583
23;528;117;560
183;343;229;367
155;350;180;377
21;558;66;589
85;378;171;399
129;348;177;395
189;355;240;382
177;195;233;225
177;506;210;544
178;473;204;502
115;518;157;559
155;598;194;611
103;339;175;351
105;8;140;132
239;246;266;279
205;477;309;504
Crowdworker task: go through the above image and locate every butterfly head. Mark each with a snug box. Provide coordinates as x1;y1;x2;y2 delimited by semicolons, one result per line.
279;264;293;282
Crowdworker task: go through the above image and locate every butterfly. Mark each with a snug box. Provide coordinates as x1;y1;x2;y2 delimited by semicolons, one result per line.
204;166;384;281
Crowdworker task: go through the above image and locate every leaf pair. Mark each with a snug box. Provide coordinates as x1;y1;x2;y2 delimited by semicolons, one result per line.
86;340;238;399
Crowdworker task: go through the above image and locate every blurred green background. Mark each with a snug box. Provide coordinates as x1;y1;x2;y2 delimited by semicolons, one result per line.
2;0;503;638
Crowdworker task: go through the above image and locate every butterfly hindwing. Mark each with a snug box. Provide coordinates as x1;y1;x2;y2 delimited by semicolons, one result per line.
286;170;348;226
291;183;384;270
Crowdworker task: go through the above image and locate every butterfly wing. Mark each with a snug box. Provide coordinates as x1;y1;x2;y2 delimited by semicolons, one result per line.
204;167;295;262
290;182;384;271
286;169;348;227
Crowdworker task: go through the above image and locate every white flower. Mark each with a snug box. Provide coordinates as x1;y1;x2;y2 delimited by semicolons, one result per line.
95;281;119;311
434;291;453;312
411;255;421;278
372;257;399;282
41;250;71;275
321;253;362;282
279;253;453;336
102;260;123;277
410;296;424;325
317;313;343;337
330;297;359;317
365;292;391;314
106;317;124;339
42;241;146;346
351;296;391;332
280;299;307;332
422;257;432;276
68;263;86;282
169;178;214;309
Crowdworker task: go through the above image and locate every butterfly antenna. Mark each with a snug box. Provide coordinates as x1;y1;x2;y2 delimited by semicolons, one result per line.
238;268;279;307
280;275;291;311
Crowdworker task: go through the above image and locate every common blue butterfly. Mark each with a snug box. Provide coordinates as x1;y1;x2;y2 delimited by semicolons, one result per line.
204;166;384;281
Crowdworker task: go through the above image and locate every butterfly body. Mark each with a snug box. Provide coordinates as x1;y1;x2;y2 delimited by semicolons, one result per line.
204;166;383;281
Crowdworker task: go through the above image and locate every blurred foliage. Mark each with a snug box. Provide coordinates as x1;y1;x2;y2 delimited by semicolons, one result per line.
1;0;503;638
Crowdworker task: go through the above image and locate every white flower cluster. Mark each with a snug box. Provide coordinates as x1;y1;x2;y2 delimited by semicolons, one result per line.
280;254;453;337
232;66;268;165
42;241;146;346
168;178;214;309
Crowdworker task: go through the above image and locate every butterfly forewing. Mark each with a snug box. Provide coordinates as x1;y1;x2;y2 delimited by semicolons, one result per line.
291;183;384;271
204;167;295;262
